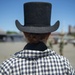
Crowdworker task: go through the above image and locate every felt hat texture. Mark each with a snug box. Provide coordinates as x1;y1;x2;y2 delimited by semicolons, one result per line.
15;2;60;33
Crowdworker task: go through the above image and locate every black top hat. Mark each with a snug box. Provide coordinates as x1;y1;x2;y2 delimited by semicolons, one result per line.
15;2;60;33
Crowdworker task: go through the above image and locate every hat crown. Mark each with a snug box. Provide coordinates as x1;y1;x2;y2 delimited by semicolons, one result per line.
15;2;59;33
24;2;52;27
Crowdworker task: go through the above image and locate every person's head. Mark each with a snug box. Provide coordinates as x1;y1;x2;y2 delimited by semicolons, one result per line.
23;32;51;44
15;2;60;43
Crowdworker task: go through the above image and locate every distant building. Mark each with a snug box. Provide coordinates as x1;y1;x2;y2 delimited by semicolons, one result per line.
6;33;25;42
0;29;7;42
0;29;25;42
68;25;75;34
0;29;6;34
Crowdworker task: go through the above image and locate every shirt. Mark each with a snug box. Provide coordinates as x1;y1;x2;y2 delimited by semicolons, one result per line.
0;42;75;75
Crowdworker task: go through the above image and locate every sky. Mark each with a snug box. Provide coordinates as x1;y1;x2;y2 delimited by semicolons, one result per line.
0;0;75;33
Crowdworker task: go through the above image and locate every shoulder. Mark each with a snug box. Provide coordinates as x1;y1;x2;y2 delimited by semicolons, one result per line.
0;57;17;74
50;49;75;74
50;50;70;65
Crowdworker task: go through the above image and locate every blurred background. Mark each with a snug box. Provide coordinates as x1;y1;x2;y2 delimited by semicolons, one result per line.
0;0;75;69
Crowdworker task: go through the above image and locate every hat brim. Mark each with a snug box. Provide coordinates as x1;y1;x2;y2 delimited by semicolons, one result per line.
15;20;60;33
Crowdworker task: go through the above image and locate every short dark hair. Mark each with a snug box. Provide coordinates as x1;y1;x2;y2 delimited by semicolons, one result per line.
24;32;50;43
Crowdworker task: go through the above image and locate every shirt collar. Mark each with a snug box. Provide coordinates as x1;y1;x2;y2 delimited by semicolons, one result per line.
14;49;56;60
23;42;47;51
